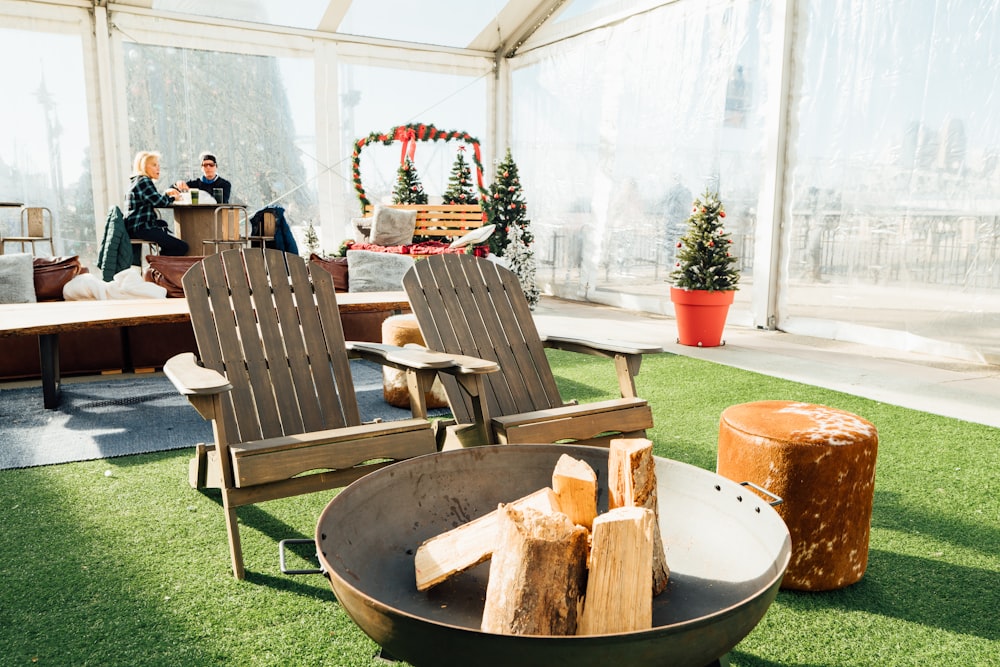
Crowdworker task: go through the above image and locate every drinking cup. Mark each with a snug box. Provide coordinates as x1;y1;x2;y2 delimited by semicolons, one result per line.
190;189;199;205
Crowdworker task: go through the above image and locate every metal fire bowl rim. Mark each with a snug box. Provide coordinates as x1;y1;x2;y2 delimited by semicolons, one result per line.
316;444;792;641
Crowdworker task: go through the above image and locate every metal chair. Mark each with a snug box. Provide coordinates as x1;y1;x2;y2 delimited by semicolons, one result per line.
2;206;54;255
247;209;276;248
202;205;249;254
130;239;160;268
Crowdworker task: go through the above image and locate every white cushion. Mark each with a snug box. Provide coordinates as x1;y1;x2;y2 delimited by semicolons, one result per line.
0;253;37;304
449;224;496;249
370;206;417;246
347;250;414;292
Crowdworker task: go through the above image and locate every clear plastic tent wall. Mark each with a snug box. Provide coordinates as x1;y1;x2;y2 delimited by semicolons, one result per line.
511;0;999;363
1;0;997;364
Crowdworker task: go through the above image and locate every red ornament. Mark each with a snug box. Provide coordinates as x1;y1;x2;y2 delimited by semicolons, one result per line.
719;211;726;218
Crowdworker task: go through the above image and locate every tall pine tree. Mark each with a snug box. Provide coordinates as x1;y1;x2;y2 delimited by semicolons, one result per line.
392;157;428;205
505;214;540;309
485;148;531;257
443;148;476;205
669;190;740;291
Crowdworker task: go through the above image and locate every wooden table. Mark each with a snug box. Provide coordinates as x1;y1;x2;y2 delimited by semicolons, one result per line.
168;204;246;257
0;291;410;409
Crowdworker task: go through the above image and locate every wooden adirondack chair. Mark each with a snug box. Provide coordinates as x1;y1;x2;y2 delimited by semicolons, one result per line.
164;248;495;578
402;253;662;450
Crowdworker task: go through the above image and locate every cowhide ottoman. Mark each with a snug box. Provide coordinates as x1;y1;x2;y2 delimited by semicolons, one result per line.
716;400;878;591
381;314;449;409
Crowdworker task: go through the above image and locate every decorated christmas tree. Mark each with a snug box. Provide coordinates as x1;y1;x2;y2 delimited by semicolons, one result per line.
303;220;320;255
392;157;428;205
669;190;740;291
485;148;531;257
443;148;477;205
504;214;540;309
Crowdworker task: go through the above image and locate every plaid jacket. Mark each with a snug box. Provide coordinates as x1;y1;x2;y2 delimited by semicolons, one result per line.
124;175;174;234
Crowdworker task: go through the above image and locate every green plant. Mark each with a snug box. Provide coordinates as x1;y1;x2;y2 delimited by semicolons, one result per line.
670;189;740;291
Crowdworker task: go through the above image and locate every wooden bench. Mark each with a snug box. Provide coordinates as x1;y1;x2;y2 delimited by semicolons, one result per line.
0;292;411;409
363;204;485;240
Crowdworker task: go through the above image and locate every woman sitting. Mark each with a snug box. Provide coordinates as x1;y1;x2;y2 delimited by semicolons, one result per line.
125;151;188;263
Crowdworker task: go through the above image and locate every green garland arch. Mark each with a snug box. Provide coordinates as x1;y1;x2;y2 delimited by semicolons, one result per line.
351;122;489;213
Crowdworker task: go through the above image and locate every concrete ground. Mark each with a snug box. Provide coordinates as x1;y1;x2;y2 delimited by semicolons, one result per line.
533;296;1000;429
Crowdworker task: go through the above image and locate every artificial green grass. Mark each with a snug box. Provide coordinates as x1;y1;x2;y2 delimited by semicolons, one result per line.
1;352;997;666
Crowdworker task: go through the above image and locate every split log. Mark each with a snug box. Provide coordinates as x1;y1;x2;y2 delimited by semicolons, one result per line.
577;506;654;635
609;437;670;595
551;454;598;530
481;504;589;636
414;487;560;591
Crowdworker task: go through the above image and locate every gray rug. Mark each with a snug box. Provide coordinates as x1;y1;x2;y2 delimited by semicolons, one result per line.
0;360;448;470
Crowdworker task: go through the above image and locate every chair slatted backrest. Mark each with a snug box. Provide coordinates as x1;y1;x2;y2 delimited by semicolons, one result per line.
25;208;47;237
403;253;564;424
182;248;359;446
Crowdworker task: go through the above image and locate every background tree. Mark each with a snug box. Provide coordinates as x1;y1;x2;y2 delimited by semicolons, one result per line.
443;148;476;205
504;215;540;309
669;189;740;291
485;148;531;257
392;157;428;205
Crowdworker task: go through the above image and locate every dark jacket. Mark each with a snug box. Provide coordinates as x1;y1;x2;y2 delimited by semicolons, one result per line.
250;206;299;254
97;206;133;281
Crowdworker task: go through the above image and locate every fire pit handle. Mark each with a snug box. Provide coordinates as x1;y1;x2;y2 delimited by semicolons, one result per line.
741;481;783;507
279;538;325;576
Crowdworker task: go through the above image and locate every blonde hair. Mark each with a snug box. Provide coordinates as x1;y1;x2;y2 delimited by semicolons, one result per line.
132;151;161;178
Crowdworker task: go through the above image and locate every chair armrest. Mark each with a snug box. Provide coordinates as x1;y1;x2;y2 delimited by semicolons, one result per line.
163;352;232;396
539;334;662;357
539;334;661;400
346;341;499;375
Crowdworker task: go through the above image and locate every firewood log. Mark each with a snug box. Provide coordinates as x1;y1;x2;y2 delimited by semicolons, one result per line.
609;437;670;595
481;504;589;636
414;487;560;591
576;506;654;635
551;454;598;530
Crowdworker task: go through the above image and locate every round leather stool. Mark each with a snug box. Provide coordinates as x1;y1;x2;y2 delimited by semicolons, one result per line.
381;314;449;409
716;400;878;591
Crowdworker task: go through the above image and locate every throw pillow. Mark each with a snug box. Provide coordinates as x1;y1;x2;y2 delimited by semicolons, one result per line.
0;253;37;304
309;254;349;292
370;206;417;247
347;250;414;292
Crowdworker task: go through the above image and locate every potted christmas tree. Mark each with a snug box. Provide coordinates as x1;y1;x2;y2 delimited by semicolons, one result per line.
485;148;538;307
669;189;740;347
443;148;477;205
393;157;428;204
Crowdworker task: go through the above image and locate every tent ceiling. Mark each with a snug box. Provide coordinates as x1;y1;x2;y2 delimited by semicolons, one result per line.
112;0;573;54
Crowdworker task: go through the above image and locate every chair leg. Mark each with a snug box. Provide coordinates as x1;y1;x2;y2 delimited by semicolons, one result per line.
222;493;246;580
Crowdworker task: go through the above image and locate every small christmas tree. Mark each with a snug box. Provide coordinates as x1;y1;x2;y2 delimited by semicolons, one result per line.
303;220;320;255
392;157;428;205
669;190;740;291
505;215;540;309
485;148;531;257
443;148;477;205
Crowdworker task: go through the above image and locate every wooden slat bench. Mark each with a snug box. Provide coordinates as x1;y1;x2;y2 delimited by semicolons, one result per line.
363;204;485;240
0;292;410;409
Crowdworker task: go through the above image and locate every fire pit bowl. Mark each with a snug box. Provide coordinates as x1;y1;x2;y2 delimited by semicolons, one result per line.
316;445;790;667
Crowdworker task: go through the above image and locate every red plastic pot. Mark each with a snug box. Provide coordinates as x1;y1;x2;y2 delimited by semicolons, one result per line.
669;286;735;347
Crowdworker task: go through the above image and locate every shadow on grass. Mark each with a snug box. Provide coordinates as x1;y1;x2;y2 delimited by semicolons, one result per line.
872;489;999;559
779;548;999;641
727;652;825;667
